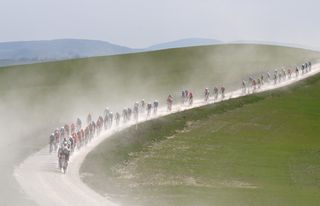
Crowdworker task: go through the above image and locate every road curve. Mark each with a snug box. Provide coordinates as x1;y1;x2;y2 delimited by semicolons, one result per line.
14;64;320;206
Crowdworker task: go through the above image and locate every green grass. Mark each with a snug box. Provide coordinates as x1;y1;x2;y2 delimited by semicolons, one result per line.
81;73;320;206
1;43;320;172
1;44;319;206
1;44;320;110
3;44;319;164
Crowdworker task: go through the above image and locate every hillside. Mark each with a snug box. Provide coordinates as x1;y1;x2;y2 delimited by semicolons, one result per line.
1;44;319;167
81;72;320;206
1;44;319;205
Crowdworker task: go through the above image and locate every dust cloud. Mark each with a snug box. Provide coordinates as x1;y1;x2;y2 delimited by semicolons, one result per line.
0;44;319;205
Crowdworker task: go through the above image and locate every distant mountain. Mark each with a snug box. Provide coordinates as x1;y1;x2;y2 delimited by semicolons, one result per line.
0;38;223;67
0;39;136;67
146;38;222;51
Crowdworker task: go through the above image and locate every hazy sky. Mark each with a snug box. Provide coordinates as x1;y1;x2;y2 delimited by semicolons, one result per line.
0;0;319;48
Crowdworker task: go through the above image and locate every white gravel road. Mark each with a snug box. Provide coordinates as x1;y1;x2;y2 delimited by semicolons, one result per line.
14;64;320;206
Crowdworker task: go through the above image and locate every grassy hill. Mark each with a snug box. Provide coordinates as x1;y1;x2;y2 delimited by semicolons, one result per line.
1;43;318;205
1;44;320;110
81;73;320;206
1;44;320;164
